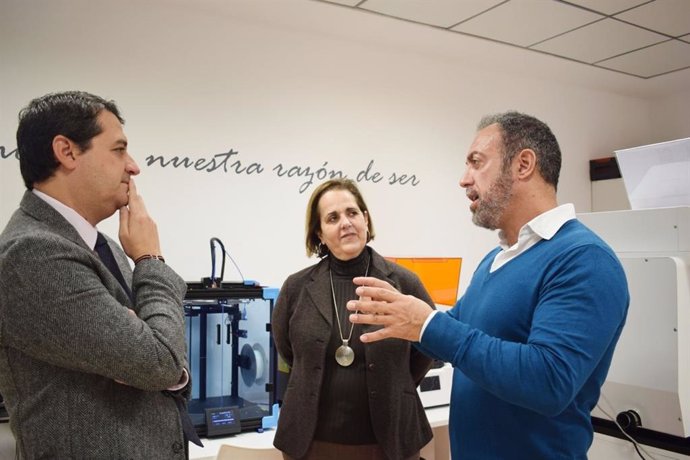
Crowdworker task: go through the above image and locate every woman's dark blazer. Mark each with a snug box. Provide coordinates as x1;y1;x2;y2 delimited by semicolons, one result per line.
272;248;434;460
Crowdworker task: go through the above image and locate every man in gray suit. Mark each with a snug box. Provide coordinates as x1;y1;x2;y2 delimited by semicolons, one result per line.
0;91;198;459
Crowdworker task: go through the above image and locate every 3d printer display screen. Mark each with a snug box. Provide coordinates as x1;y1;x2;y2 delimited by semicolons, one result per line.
210;409;236;427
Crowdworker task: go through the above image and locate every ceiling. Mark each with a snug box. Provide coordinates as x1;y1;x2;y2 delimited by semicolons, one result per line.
314;0;690;80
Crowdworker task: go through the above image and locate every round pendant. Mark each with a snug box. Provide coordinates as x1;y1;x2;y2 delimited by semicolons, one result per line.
335;345;355;367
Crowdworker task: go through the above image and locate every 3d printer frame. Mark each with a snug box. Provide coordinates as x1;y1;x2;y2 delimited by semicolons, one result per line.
184;282;278;437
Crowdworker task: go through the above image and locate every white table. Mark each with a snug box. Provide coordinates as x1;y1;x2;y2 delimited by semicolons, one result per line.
0;406;451;460
190;405;451;460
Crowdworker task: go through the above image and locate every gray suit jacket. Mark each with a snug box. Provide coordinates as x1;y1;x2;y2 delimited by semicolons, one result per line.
272;248;434;460
0;191;189;459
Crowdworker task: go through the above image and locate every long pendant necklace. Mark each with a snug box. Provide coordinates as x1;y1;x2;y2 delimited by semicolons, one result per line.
330;257;370;367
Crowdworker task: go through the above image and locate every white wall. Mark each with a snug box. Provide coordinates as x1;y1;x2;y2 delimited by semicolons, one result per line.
0;0;676;296
591;88;690;212
650;89;690;143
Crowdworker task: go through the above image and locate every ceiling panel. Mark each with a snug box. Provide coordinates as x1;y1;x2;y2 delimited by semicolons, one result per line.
562;0;650;15
614;0;690;37
360;0;504;29
597;39;690;77
313;0;690;81
322;0;362;6
451;0;602;47
532;18;667;63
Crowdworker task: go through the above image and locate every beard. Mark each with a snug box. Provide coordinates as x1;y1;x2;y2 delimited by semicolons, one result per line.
471;170;514;230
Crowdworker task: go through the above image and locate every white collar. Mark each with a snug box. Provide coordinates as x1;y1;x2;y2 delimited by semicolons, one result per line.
32;189;99;250
498;203;576;250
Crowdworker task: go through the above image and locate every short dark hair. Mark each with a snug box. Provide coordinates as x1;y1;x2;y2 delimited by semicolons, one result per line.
305;178;375;258
478;111;561;189
16;91;124;189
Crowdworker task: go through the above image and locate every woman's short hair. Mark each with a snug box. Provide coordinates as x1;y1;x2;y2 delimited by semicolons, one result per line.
305;178;375;258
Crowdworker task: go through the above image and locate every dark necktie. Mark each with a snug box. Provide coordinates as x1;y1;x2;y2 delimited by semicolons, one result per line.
167;391;204;447
95;232;133;302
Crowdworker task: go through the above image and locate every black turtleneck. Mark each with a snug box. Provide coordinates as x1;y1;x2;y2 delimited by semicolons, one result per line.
314;247;376;445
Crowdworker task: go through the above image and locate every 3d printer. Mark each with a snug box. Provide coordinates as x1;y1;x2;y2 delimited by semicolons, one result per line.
183;238;280;437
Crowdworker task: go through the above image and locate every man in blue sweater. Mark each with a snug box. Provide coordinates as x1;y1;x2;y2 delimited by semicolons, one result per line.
348;111;629;459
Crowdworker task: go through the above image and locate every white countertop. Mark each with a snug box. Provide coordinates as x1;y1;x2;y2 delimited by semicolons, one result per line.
189;404;450;459
0;405;450;460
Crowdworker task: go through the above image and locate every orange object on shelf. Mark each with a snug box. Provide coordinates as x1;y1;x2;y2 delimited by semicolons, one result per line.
385;257;462;306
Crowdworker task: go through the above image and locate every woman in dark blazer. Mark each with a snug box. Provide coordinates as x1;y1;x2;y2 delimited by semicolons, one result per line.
272;178;434;460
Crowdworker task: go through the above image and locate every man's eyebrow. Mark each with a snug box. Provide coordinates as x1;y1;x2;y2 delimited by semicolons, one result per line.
466;151;480;160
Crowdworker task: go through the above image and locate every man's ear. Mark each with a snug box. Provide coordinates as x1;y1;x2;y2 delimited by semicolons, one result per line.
52;135;78;170
515;148;537;180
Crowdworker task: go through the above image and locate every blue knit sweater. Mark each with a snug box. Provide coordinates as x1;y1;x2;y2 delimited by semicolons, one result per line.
419;219;629;460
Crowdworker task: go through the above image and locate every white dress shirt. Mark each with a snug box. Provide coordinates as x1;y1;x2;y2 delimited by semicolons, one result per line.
33;189;98;249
